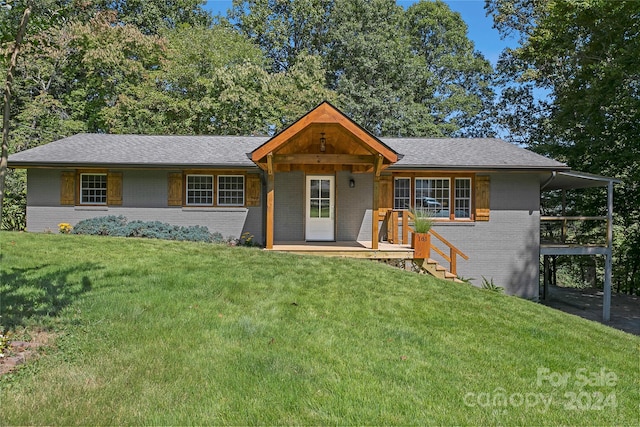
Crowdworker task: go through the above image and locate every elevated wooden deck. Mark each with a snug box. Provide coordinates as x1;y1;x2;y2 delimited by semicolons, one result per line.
269;241;414;259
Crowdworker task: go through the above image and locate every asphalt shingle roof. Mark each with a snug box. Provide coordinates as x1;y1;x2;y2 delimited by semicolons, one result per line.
9;133;567;170
8;134;269;168
383;138;567;170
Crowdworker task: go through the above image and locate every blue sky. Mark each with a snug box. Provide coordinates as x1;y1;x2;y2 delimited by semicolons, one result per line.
202;0;518;66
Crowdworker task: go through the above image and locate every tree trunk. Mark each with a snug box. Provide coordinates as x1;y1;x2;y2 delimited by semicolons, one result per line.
0;4;31;227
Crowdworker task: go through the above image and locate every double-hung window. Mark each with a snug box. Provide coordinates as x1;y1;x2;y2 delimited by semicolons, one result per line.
454;178;472;219
186;175;214;206
415;178;450;217
80;173;107;205
218;175;244;206
394;178;411;210
393;176;474;220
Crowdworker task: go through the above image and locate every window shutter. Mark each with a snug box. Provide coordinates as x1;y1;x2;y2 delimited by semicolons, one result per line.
168;173;183;206
107;172;123;205
475;175;490;221
246;174;261;207
378;175;393;210
60;172;76;205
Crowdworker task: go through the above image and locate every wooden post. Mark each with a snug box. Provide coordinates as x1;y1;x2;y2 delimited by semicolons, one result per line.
372;175;379;250
265;153;275;249
391;211;398;244
371;155;383;250
402;210;409;245
450;247;457;276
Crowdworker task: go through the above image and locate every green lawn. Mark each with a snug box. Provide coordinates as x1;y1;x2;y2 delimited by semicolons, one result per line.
1;232;638;425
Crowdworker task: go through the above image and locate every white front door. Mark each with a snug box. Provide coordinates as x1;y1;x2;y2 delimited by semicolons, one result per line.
306;175;335;241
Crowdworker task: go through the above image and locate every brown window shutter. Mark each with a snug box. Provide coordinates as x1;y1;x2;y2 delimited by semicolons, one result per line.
60;172;76;205
168;173;183;206
107;172;123;205
378;175;393;210
246;174;261;207
475;175;490;221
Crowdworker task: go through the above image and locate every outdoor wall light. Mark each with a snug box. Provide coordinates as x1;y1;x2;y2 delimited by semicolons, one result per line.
349;178;356;188
320;132;326;152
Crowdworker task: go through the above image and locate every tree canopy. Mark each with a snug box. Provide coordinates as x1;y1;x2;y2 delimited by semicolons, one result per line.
487;0;640;294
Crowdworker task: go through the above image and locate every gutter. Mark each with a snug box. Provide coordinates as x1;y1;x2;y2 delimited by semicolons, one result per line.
540;171;557;191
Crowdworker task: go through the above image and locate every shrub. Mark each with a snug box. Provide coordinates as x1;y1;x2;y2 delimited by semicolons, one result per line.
71;216;127;236
71;216;224;243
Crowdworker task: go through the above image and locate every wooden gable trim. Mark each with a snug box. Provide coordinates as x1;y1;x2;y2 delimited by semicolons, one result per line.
251;101;398;165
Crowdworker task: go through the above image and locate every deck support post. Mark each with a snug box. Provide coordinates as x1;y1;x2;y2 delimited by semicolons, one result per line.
603;180;613;322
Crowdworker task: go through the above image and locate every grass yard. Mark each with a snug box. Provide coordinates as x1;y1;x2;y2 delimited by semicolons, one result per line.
1;232;638;425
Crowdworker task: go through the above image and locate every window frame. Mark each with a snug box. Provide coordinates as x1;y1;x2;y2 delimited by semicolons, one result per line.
393;174;475;221
185;174;214;206
79;173;108;205
394;177;411;210
414;177;450;218
217;175;245;207
454;177;472;219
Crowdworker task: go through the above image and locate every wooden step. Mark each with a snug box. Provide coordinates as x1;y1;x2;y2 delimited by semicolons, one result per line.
413;258;459;282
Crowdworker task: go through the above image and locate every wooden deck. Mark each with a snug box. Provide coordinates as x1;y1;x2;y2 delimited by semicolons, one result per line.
540;243;609;255
269;241;414;259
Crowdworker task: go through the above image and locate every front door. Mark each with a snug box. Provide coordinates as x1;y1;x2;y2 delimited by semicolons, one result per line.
306;175;335;241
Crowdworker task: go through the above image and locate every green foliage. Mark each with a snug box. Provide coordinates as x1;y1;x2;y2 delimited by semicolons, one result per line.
488;0;640;294
0;330;10;358
410;209;433;233
70;216;225;243
232;0;495;137
481;276;504;293
1;169;26;231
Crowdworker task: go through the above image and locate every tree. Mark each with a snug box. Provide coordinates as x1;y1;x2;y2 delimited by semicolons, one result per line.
102;24;336;135
231;0;495;137
0;1;30;228
487;0;640;294
230;0;332;72
406;0;494;136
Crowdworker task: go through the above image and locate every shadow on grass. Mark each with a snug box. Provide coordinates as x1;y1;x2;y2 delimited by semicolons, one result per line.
0;263;100;329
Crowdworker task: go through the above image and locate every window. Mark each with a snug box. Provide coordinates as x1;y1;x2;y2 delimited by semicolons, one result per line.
415;178;450;217
454;178;472;219
394;178;411;210
218;175;244;206
186;175;213;206
394;176;475;220
80;174;107;205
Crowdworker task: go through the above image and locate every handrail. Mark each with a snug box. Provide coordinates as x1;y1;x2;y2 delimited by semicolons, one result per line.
540;216;606;221
540;215;608;245
384;210;469;276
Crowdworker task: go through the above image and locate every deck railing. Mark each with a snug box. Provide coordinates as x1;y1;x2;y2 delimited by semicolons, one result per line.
540;216;608;246
382;210;469;275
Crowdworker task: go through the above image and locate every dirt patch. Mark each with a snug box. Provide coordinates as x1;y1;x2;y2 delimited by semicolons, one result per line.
0;331;56;376
542;286;640;336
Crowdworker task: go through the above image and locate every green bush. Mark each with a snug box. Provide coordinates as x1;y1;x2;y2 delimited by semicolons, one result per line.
71;216;225;243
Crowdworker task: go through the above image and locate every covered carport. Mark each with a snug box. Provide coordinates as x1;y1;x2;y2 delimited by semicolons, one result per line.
540;171;621;322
